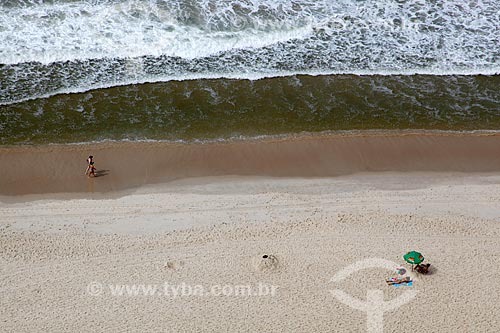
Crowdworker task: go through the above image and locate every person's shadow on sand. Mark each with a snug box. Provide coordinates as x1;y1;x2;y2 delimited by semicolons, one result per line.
94;169;110;178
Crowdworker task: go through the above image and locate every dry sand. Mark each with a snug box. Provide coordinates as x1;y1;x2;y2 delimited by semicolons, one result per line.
1;173;500;332
1;132;500;332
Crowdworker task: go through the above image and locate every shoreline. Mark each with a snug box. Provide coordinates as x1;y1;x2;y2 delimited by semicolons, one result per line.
1;130;500;198
2;128;500;149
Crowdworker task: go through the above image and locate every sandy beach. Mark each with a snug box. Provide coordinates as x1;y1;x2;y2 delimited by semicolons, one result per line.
3;0;500;330
1;131;500;197
1;132;500;332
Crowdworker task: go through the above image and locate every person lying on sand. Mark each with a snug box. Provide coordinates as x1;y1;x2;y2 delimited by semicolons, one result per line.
385;276;411;285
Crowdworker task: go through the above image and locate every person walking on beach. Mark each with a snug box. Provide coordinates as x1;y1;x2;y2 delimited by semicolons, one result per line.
85;155;94;176
87;162;96;178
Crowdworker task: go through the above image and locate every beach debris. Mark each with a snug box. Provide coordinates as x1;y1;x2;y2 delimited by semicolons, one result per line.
254;254;279;272
415;263;431;274
164;260;184;270
395;266;407;276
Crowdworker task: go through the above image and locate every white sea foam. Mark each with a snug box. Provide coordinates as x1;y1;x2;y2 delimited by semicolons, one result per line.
2;67;500;107
37;129;500;147
0;0;314;64
1;0;499;67
1;0;499;104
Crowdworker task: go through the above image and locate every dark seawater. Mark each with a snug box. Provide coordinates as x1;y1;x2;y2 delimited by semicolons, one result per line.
1;75;500;145
1;0;499;144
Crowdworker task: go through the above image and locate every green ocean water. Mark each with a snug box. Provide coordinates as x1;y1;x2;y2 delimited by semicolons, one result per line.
1;74;500;145
1;0;500;145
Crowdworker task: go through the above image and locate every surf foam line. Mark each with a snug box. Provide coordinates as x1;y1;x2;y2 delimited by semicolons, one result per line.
2;70;500;107
6;129;500;148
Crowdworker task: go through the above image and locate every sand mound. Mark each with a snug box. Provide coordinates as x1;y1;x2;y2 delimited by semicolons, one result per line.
254;254;279;272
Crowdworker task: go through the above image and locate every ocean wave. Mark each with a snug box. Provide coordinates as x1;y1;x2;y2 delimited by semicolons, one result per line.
1;0;500;104
2;69;500;107
1;0;499;65
0;0;314;65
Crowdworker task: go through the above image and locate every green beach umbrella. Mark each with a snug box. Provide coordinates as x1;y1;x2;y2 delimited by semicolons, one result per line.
404;251;424;270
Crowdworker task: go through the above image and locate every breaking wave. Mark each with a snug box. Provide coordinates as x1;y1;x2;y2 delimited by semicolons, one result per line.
1;0;500;104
